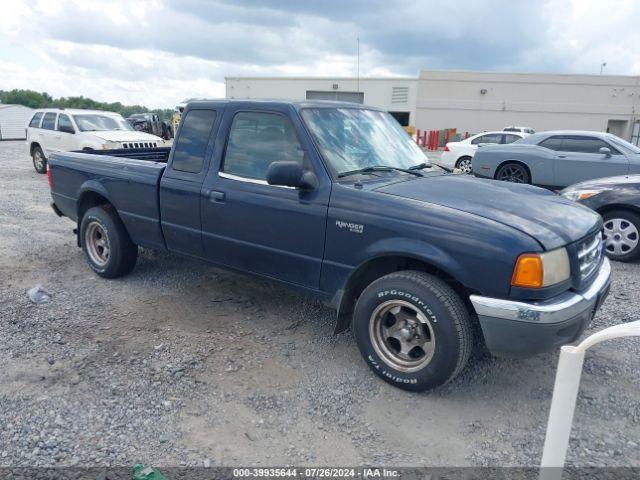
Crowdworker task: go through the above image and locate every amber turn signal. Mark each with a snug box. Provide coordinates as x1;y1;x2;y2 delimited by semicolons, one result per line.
511;254;544;288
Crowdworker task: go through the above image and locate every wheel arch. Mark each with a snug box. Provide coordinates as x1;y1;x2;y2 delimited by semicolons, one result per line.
30;142;42;156
596;204;640;217
494;159;532;182
333;253;478;334
76;183;120;246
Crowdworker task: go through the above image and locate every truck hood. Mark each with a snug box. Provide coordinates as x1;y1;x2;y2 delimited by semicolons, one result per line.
375;175;600;250
87;131;162;142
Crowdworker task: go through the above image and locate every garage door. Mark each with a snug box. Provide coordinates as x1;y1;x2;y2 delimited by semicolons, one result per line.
306;91;364;104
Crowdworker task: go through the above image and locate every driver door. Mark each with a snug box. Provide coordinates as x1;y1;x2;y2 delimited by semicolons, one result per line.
553;135;629;186
200;107;330;289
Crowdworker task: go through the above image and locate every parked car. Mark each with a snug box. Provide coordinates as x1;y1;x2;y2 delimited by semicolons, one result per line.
26;109;166;174
504;126;535;134
561;175;640;262
473;130;640;188
126;113;172;140
48;100;611;392
436;131;527;173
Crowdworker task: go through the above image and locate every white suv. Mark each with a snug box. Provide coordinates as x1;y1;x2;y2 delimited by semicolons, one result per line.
26;109;166;173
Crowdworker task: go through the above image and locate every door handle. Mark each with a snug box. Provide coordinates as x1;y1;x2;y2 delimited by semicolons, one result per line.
205;190;225;202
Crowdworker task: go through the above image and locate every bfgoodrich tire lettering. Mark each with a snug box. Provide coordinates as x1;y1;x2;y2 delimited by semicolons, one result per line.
80;206;138;278
353;270;473;391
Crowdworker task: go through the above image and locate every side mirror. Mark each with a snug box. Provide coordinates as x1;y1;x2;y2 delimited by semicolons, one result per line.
267;161;318;190
599;147;611;157
59;125;75;134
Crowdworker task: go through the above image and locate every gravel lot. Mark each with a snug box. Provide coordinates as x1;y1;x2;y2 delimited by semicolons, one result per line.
1;140;639;468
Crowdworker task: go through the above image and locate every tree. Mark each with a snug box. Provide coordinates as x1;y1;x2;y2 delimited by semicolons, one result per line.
0;89;173;121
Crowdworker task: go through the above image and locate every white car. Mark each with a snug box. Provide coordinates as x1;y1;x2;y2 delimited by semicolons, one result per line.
26;108;166;173
435;131;527;173
504;126;535;134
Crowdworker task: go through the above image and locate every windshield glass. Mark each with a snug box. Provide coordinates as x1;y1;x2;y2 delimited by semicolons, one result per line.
73;114;134;132
301;108;429;177
608;135;640;154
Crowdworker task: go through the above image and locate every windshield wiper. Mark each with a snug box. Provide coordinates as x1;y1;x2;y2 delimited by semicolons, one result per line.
338;165;424;178
408;162;432;171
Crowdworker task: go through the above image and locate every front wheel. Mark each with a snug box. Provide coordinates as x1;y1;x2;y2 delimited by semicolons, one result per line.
602;210;640;262
496;162;530;184
353;271;473;391
32;146;47;174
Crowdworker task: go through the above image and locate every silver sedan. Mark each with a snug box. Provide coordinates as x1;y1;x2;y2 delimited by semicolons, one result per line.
472;130;640;189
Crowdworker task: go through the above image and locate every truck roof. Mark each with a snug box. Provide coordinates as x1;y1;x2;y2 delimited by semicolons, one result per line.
187;99;382;111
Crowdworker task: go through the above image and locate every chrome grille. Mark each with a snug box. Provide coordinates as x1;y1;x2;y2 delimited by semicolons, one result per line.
578;232;603;281
121;142;157;149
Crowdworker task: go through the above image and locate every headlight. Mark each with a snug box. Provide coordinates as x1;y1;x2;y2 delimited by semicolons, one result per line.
560;189;604;201
511;247;570;288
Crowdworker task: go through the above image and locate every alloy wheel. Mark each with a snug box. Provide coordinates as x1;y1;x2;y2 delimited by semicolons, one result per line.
369;300;436;372
498;165;526;183
603;218;639;256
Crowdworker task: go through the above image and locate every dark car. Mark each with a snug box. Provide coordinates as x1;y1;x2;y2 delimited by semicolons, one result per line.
47;100;611;391
561;175;640;262
126;113;172;140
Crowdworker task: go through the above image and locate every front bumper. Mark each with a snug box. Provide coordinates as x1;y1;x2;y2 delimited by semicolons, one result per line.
470;257;611;357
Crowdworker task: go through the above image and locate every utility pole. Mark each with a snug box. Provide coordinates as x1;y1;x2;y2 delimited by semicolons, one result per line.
600;62;607;75
357;37;360;95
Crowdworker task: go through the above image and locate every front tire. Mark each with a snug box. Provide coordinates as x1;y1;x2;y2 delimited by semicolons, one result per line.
80;206;138;278
602;209;640;262
32;146;47;174
353;271;473;392
496;162;530;184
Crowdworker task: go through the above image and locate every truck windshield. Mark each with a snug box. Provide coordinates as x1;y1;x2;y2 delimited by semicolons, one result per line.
73;114;134;132
301;108;430;177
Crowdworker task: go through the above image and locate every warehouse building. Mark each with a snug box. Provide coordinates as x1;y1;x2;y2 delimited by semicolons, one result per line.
226;76;418;127
225;70;640;145
0;104;34;140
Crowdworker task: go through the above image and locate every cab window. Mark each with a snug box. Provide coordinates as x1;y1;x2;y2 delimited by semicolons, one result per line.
171;109;217;174
222;112;304;180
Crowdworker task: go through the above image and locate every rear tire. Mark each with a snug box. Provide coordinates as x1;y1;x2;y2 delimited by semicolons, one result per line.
80;206;138;278
495;162;530;184
602;209;640;262
455;156;473;174
32;146;47;174
353;270;473;391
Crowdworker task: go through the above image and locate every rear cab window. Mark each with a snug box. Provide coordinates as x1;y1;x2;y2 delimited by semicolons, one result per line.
29;112;43;128
170;109;217;173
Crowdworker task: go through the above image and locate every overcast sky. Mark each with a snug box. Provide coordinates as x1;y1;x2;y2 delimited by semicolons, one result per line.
1;0;639;109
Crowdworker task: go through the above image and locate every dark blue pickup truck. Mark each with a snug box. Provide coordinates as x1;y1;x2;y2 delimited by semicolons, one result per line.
48;100;611;391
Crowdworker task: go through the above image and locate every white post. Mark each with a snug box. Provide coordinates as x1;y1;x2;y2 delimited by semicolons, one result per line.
540;320;640;480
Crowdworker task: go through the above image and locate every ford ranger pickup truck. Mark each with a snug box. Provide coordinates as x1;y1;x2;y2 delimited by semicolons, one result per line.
48;100;612;391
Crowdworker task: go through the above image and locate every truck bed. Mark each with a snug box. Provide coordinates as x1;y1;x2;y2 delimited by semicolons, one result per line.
49;149;168;250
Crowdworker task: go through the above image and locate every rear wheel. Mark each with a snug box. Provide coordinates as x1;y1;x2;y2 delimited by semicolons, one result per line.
602;210;640;262
80;206;138;278
455;156;473;174
32;146;47;174
353;270;473;391
496;162;530;184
